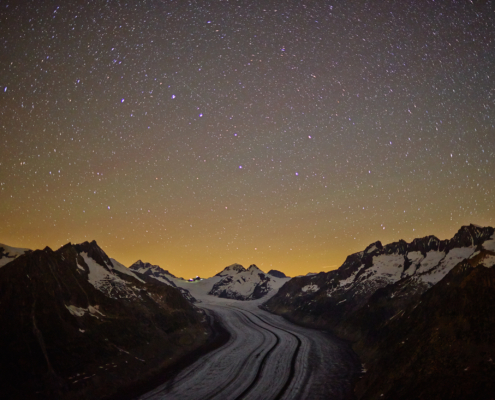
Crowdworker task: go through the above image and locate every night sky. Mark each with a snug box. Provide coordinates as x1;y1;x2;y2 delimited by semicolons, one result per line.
1;0;494;278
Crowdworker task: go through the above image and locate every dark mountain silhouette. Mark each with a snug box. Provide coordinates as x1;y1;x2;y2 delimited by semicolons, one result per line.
0;240;210;399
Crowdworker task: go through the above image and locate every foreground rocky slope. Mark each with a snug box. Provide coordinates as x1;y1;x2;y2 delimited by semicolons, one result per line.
263;224;495;399
0;241;210;400
354;250;495;400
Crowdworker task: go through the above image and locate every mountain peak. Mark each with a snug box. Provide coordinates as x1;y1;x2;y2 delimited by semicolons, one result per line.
129;260;176;278
215;263;246;276
74;240;112;268
449;224;494;249
268;269;288;278
364;241;382;254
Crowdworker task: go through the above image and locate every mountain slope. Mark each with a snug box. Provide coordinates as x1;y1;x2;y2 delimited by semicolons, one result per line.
129;260;197;302
0;241;210;400
262;224;495;399
129;260;178;286
354;249;495;400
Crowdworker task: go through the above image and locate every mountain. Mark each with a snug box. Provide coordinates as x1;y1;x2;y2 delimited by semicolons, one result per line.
267;269;288;278
263;224;494;334
129;260;197;303
0;240;211;400
129;260;178;285
0;243;30;267
262;224;495;399
208;263;290;300
354;249;495;400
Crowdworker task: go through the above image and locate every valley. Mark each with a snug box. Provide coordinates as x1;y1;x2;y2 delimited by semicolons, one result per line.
1;224;494;399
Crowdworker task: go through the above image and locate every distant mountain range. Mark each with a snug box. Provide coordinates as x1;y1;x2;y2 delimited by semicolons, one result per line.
127;260;290;301
262;224;495;399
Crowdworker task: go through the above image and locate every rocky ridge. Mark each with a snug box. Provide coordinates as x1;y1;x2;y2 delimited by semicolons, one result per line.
262;224;495;399
263;224;494;334
129;260;197;303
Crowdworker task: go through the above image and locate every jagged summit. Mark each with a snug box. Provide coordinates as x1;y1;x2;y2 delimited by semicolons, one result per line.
363;241;382;254
74;240;113;269
130;260;176;278
208;263;289;300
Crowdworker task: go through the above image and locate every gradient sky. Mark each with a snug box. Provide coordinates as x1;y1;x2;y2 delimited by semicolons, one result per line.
1;0;494;278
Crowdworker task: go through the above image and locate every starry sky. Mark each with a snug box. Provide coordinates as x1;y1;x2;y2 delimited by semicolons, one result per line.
1;0;494;278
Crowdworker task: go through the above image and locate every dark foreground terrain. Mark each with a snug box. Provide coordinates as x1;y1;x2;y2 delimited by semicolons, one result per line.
0;241;212;399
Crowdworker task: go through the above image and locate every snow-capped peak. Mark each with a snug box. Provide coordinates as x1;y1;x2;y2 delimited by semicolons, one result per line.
208;263;290;300
247;264;262;273
129;260;178;287
215;263;246;276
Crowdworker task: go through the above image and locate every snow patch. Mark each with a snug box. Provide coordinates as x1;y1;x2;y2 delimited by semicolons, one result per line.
420;247;475;284
80;252;139;299
483;237;495;252
301;284;319;293
481;255;495;268
339;264;366;287
366;245;377;254
415;251;445;275
66;304;106;318
66;305;86;317
365;254;405;282
110;258;145;282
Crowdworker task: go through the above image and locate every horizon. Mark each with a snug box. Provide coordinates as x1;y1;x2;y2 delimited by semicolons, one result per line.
2;222;491;279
